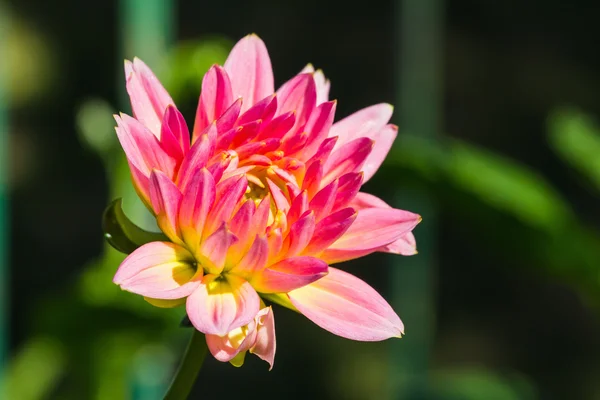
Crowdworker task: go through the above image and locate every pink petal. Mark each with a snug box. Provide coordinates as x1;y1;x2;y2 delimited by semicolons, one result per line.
228;235;269;277
286;211;316;257
179;168;216;249
125;58;174;137
128;161;152;207
205;324;258;363
276;73;316;132
322;137;373;186
238;93;277;126
193;65;234;140
251;256;328;293
309;179;338;222
302;160;323;197
303;208;357;256
332;172;363;212
204;175;248;238
383;232;417;256
198;223;238;275
215;98;243;135
362;124;398;182
288;267;404;341
287;191;309;227
216;121;261;152
186;274;261;335
149;170;182;242
250;307;276;369
350;193;419;256
115;114;176;178
322;208;421;263
253;195;272;234
224;35;274;112
296;100;336;161
256;110;296;141
177;122;217;191
160;105;190;159
309;136;338;166
207;150;236;183
113;241;199;299
329;103;393;148
267;178;290;214
227;200;256;253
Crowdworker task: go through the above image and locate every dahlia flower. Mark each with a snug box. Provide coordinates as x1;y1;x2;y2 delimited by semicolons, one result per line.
111;34;421;368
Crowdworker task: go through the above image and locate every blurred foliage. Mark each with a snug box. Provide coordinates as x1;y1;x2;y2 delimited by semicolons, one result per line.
161;38;232;103
549;108;600;191
431;368;537;400
386;126;600;305
0;5;57;107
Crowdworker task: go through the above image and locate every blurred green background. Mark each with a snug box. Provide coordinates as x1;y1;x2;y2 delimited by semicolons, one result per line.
2;0;600;399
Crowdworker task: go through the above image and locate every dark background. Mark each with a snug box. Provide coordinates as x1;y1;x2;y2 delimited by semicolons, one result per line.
4;0;600;399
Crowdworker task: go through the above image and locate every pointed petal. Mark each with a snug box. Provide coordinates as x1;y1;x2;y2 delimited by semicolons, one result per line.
228;200;256;251
288;267;404;341
204;175;248;237
250;307;276;370
286;211;316;257
266;178;290;214
149;170;182;242
332;172;363;212
224;35;274;112
179;168;216;249
287;191;309;227
322;137;373;186
113;241;199;299
302;160;323;197
215;97;243;134
161;105;190;158
309;179;338;221
256;110;296;141
115;114;176;177
297;100;337;161
251;256;328;293
193;65;234;139
177;122;217;191
362;124;397;182
277;73;316;131
238;93;277;126
228;235;269;277
329;103;393;148
329;207;420;253
303;208;357;256
198;223;238;275
186;274;261;335
125;58;174;137
383;232;417;256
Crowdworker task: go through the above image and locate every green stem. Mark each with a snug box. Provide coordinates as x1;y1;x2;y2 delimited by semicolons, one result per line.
163;330;208;400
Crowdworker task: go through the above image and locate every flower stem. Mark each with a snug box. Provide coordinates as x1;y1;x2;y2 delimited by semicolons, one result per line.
163;329;207;400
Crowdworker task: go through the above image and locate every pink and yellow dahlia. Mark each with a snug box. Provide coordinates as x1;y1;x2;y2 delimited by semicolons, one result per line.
112;34;421;368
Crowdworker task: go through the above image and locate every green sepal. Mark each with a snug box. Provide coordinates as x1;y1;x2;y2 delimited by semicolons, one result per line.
102;198;168;254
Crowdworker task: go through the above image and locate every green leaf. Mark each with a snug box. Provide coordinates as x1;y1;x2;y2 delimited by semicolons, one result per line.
548;107;600;190
102;198;168;254
387;135;574;232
